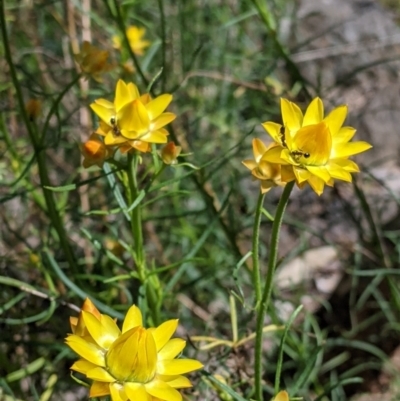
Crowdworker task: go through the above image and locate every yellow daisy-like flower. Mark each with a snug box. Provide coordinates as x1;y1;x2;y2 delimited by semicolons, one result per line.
113;26;150;56
75;41;113;82
66;299;203;401
242;139;285;194
90;79;175;153
262;98;372;195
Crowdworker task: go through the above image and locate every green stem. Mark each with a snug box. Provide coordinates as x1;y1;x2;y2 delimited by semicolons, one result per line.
127;153;160;325
1;0;77;272
254;181;294;401
127;153;145;275
252;192;266;305
156;0;167;92
41;74;81;145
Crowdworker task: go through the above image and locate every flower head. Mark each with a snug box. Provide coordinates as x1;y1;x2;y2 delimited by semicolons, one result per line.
262;98;372;195
90;79;175;153
66;299;203;401
113;26;150;56
80;133;111;168
160;142;182;165
75;41;113;82
242;139;285;193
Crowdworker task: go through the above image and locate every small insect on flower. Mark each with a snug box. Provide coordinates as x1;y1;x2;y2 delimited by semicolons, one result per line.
66;299;203;401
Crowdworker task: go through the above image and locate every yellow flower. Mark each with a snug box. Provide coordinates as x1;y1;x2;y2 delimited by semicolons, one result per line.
80;133;111;168
273;390;289;401
160;142;182;165
262;98;372;195
66;300;203;401
25;98;41;120
242;139;285;193
113;26;150;56
90;79;175;152
75;41;113;82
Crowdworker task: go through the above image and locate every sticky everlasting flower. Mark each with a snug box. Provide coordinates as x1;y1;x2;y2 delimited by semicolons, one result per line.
242;139;284;193
113;26;150;56
66;299;203;401
75;41;113;82
262;98;372;195
90;79;175;153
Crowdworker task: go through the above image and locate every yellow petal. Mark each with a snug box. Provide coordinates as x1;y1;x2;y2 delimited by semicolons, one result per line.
90;102;114;125
331;158;359;172
261;145;287;164
331;141;372;158
115;80;132;112
332;126;356;144
307;175;325;196
305;165;331;183
123;383;149;401
151;112;176;131
145;380;182;401
158;338;186;360
125;100;150;135
127;82;140;100
152;320;178;351
252;138;268;162
293;122;331;165
303;97;324;126
157;359;203;375
122;305;143;333
261;121;282;143
110;382;126;401
281;165;296;182
163;375;193;388
90;381;111;398
242;159;258;171
280;98;303;132
325;164;353;182
323;104;347;137
140;128;169;143
145;94;173;120
65;335;105;366
82;311;120;349
293;166;311;184
104;131;127;146
274;390;289;401
87;367;116;382
70;359;97;374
